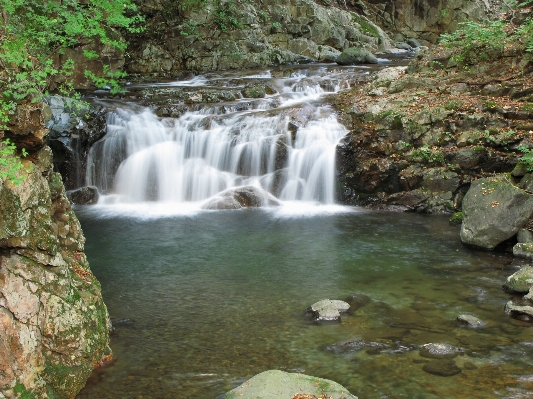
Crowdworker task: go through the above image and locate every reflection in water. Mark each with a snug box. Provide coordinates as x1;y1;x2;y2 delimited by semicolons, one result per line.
76;210;533;399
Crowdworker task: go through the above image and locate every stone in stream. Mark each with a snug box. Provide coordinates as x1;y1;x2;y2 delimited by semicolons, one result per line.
505;301;533;318
503;266;533;293
306;299;350;322
419;343;462;359
201;186;281;210
223;370;358;399
66;186;99;205
457;314;486;328
422;359;462;377
460;176;533;249
336;47;378;65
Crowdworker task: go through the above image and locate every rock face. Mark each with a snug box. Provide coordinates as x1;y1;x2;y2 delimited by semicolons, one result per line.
353;0;500;44
126;0;391;74
460;176;533;249
223;370;358;399
0;106;110;398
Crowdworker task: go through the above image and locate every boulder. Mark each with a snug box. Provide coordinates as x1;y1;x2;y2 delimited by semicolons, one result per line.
457;314;486;328
503;266;533;293
419;343;462;359
201;186;281;210
460;176;533;249
67;186;99;205
513;243;533;260
307;299;350;322
505;301;533;318
224;370;357;399
336;47;378;65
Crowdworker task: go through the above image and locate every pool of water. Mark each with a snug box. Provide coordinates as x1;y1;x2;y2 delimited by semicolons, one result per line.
75;207;533;399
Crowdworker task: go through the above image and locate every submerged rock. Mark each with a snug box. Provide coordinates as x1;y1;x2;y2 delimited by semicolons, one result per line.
503;266;533;293
457;314;486;328
201;186;281;210
223;370;358;399
422;359;462;377
307;299;350;322
420;343;462;359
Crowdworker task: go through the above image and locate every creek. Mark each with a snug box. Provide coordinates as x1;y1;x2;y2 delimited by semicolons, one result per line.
74;60;533;398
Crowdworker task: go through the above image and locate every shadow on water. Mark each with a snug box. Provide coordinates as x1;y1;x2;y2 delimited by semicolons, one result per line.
76;208;533;399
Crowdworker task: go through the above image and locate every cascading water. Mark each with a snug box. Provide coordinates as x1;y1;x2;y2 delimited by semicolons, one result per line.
85;66;364;210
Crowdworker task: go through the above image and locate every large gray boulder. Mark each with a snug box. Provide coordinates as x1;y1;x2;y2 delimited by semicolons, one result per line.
337;47;378;65
460;176;533;249
201;186;281;210
224;370;358;399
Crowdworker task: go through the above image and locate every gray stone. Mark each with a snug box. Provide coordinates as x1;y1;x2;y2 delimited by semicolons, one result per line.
503;266;533;293
524;287;533;302
520;173;533;192
224;370;358;399
67;186;99;205
201;186;281;210
518;229;533;243
512;162;528;177
422;168;460;193
460;176;533;249
505;301;533;317
337;47;378;65
407;38;421;48
307;299;350;322
420;343;461;359
457;314;486;328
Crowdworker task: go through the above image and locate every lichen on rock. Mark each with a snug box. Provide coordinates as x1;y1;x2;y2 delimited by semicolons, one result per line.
0;106;110;399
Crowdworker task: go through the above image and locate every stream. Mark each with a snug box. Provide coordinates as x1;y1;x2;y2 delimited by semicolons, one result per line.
74;59;533;398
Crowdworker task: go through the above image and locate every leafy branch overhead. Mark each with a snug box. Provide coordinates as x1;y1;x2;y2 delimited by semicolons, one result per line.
0;0;144;122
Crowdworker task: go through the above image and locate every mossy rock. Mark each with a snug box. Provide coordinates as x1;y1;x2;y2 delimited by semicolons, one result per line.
336;47;378;65
224;370;358;399
504;266;533;293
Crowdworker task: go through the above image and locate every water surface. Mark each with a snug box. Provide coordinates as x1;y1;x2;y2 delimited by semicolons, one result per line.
76;208;533;399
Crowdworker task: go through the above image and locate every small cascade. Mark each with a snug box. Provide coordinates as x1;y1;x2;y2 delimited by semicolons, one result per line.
85;65;366;208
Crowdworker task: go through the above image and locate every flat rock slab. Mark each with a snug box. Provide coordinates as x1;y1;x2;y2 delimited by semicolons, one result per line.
224;370;358;399
422;359;462;377
503;266;533;293
307;299;350;322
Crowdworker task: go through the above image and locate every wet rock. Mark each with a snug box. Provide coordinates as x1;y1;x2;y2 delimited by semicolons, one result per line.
345;293;371;313
460;175;533;249
524;287;533;302
422;360;462;377
520;173;533;192
223;370;358;399
407;38;422;48
517;229;533;243
503;266;533;293
505;301;533;318
326;338;368;354
448;147;485;170
419;343;461;359
337;47;378;65
307;299;350;322
513;243;533;260
201;186;281;210
67;186;99;205
457;314;486;328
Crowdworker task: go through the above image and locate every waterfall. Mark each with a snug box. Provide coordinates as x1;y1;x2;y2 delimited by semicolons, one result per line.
85;66;358;208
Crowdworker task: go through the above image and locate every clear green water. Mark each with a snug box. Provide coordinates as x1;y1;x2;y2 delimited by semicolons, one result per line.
75;208;533;399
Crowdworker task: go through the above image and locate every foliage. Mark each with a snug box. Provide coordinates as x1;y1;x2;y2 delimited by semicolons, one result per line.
213;0;242;32
410;145;445;165
518;144;533;171
439;0;533;65
0;0;144;126
0;139;31;185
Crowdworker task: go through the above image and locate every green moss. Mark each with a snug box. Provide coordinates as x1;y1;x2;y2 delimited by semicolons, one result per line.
351;13;380;38
449;212;463;225
14;382;37;399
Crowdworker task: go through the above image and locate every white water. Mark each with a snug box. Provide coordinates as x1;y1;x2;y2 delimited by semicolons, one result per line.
86;66;355;213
